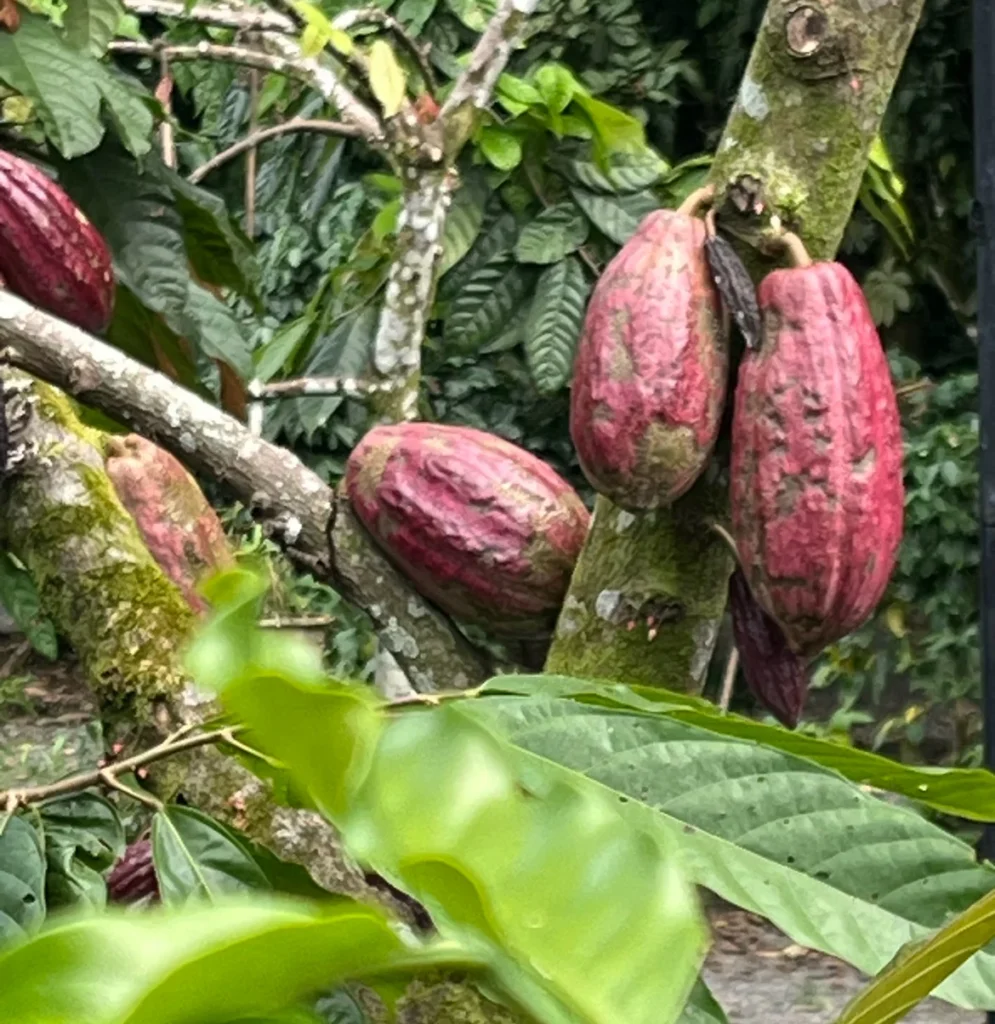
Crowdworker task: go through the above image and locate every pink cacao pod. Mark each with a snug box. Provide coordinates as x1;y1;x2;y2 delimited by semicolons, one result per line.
107;838;159;905
0;150;114;332
345;423;590;638
729;569;808;728
106;435;235;614
570;187;726;509
730;236;904;657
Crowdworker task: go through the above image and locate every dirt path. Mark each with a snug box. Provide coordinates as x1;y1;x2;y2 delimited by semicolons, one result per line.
704;904;983;1023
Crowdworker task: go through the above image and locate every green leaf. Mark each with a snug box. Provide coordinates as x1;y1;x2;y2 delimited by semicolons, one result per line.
555;147;668;194
151;806;271;905
38;793;124;911
496;74;543;116
834;887;995;1024
0;553;58;659
371;198;401;241
571;93;646;154
221;672;707;1024
438;210;519;302
444;262;535;351
463;694;995;1010
0;12;151;158
488;676;995;825
369;40;407;118
64;0;123;56
0;897;479;1024
438;172;489;277
478;127;523;171
515;204;589;264
396;0;438;35
571;187;658;244
534;64;578;114
0;816;46;942
444;0;497;31
254;317;316;383
524;257;589;394
679;979;728;1024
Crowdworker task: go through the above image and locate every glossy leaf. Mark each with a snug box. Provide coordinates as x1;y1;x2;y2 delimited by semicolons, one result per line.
0;12;151;158
220;670;707;1024
444;262;535;350
524;257;589;393
534;64;578;114
438;172;489;277
515;203;589;264
151;806;271;905
369;41;407;117
64;0;122;55
438;211;519;302
834;887;995;1024
464;693;995;1010
444;0;497;31
0;816;46;942
571;187;658;244
0;898;480;1024
479;127;523;171
481;675;995;823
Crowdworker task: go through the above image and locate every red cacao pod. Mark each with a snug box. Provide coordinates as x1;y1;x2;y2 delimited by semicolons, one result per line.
729;568;808;728
106;435;235;614
345;423;590;638
570;188;726;509
730;239;904;657
0;150;114;332
107;838;159;905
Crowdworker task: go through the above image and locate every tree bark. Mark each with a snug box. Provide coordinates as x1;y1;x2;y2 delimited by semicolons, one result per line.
546;0;926;691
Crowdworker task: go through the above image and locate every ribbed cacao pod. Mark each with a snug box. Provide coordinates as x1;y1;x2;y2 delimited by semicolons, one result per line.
107;838;159;905
106;435;235;614
0;151;114;332
345;423;590;638
730;236;904;657
729;569;808;728
570;187;726;509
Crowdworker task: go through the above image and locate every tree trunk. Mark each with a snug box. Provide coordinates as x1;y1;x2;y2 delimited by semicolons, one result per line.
546;0;926;691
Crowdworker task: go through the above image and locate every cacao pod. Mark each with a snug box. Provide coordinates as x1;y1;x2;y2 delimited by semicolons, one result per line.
730;236;904;656
106;435;235;614
570;187;726;509
107;838;159;905
728;568;808;728
0;150;114;332
345;423;590;638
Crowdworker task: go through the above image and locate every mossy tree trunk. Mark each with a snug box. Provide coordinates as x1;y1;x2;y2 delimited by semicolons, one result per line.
546;0;926;692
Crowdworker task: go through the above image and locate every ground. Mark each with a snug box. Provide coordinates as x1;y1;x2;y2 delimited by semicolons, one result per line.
0;638;985;1023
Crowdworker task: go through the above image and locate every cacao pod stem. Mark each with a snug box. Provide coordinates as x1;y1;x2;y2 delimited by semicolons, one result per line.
775;230;814;268
677;184;716;217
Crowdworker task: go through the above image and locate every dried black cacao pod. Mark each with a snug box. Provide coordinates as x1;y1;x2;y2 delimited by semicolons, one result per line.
729;568;808;728
704;215;761;350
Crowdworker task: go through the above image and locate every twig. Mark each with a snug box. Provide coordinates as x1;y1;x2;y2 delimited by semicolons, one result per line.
719;647;739;713
109;39;385;144
247;374;406;401
188;118;362;185
895;378;934;399
0;726;243;811
156;50;177;169
120;0;296;34
334;7;437;95
245;70;259;237
259;614;337;629
99;767;164;811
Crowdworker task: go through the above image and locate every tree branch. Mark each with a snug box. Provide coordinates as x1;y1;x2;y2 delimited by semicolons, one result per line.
440;0;542;154
188;118;362;185
120;0;296;34
248;373;405;401
109;39;385;144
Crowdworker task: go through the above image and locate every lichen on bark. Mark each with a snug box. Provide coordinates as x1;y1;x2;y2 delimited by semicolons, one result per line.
546;0;927;692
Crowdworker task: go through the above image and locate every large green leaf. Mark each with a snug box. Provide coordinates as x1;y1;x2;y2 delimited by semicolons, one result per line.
553;147;669;195
0;898;480;1024
524;257;589;394
0;12;151;158
152;806;271;905
515;204;590;264
462;694;995;1010
0;816;46;943
64;0;124;56
444;262;535;351
482;675;995;822
215;671;706;1024
438;172;489;277
834;887;995;1024
438;210;519;303
59;143;251;377
38;793;125;911
571;187;658;244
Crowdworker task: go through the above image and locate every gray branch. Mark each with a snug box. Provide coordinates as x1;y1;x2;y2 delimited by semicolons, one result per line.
120;0;296;33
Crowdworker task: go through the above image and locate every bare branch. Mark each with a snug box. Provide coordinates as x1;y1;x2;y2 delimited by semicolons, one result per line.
334;7;437;94
440;0;542;152
109;39;385;144
247;373;405;401
188;118;362;184
120;0;296;34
